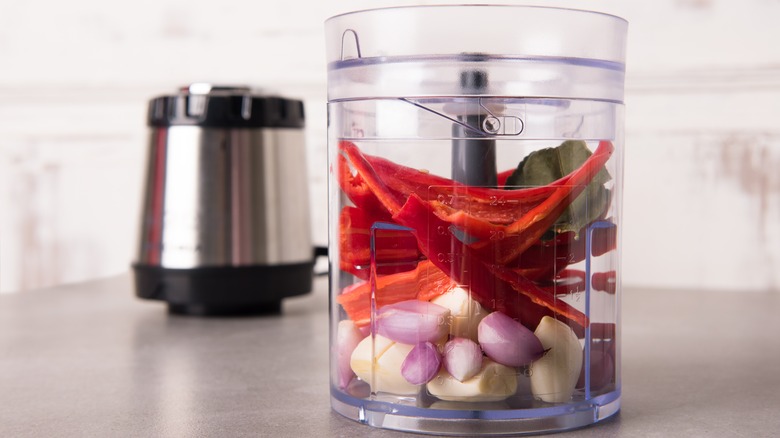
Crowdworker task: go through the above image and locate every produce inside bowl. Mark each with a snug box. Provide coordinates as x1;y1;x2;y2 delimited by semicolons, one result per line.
335;139;618;403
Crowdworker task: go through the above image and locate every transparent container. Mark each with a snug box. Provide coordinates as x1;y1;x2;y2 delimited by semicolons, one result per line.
326;5;627;435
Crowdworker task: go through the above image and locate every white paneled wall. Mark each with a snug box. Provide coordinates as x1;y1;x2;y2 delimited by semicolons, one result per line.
1;0;778;292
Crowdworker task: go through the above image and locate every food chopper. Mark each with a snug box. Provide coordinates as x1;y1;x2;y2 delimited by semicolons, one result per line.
326;5;627;435
133;84;313;315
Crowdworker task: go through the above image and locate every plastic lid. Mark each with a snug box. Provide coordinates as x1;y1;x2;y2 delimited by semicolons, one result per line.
325;6;628;102
148;84;305;128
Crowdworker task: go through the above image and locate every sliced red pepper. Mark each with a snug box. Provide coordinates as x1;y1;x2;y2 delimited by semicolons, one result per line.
336;260;456;327
592;271;617;294
591;222;618;257
343;142;612;271
340;140;613;266
507;231;584;280
341;141;557;223
338;148;383;213
340;140;612;233
365;152;555;225
538;269;587;295
497;168;515;187
534;269;617;296
508;222;617;281
393;194;588;333
337;140;613;333
440;141;615;258
338;142;405;214
338;207;421;279
532;269;617;296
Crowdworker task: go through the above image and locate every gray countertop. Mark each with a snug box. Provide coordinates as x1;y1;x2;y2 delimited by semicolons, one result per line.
1;275;779;437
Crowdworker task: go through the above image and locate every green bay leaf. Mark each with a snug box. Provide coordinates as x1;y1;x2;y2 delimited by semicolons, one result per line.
505;140;611;235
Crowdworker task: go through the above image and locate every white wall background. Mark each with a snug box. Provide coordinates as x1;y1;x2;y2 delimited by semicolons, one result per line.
1;0;778;293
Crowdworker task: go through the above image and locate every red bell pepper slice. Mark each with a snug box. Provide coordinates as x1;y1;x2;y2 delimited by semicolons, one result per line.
535;269;618;296
592;271;617;294
358;141;613;230
437;141;615;259
393;194;588;333
538;269;587;295
337;140;613;333
336;260;455;327
504;231;584;281
508;222;617;280
338;142;405;214
341;141;556;223
591;222;618;257
340;140;614;266
339;206;421;280
365;161;553;226
497;168;515;187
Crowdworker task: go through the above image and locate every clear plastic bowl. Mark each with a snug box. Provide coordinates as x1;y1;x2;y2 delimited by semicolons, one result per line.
326;5;627;435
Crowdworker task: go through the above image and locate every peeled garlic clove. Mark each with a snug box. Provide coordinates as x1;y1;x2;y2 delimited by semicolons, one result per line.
350;335;418;395
530;316;583;403
427;358;517;402
336;320;365;388
350;335;393;378
431;287;487;341
375;341;418;394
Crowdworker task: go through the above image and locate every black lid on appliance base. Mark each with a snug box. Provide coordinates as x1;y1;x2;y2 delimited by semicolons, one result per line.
148;84;305;129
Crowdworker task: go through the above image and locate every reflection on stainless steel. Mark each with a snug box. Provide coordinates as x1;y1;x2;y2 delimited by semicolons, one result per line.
137;126;311;268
